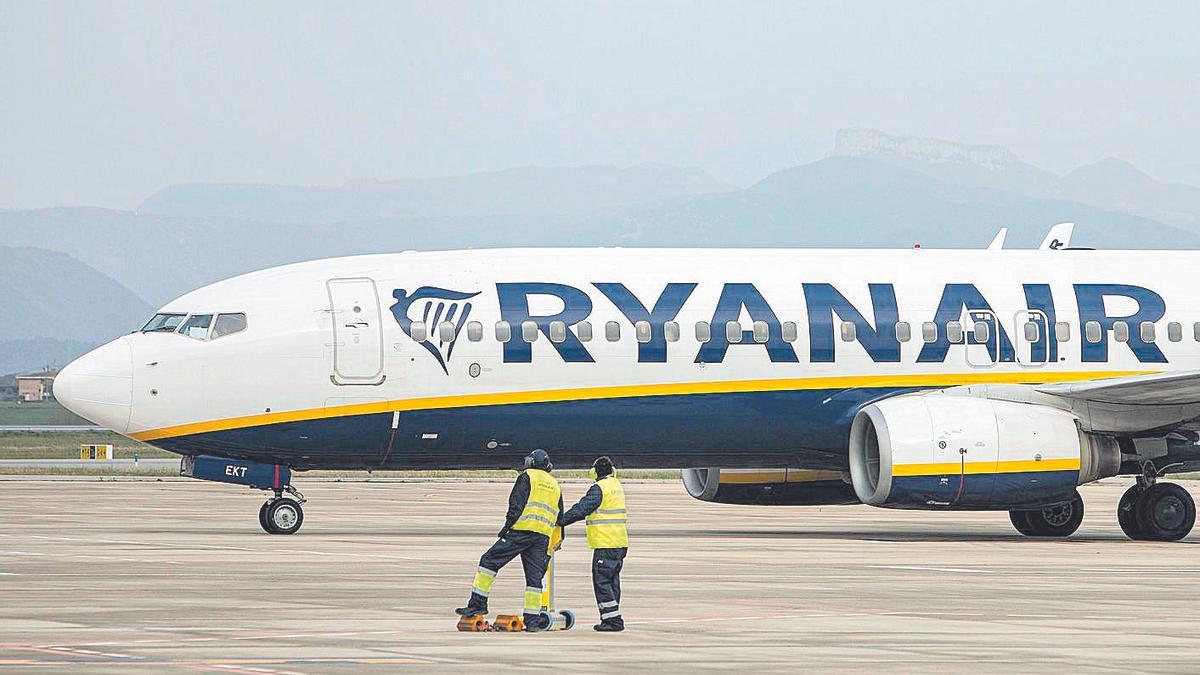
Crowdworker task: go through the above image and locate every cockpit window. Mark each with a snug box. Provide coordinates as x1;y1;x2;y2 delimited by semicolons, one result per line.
179;314;214;340
142;313;186;332
211;313;248;339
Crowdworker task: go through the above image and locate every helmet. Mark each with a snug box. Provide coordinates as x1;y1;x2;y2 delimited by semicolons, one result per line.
524;449;552;472
588;456;614;481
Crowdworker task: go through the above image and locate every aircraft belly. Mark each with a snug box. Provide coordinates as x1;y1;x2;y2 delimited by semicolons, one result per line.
148;386;920;470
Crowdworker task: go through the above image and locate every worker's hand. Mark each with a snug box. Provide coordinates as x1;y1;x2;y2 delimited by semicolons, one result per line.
552;539;563;553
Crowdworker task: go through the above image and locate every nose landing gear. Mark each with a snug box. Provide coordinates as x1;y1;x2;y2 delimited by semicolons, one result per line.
258;486;307;535
1118;462;1195;541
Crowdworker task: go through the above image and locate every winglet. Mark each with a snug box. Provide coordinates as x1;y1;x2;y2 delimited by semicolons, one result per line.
987;228;1008;250
1039;222;1074;250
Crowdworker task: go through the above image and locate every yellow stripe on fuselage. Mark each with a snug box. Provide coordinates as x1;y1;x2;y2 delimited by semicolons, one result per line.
892;458;1081;477
129;369;1152;442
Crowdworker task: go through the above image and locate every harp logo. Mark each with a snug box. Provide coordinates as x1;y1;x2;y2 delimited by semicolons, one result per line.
390;287;481;374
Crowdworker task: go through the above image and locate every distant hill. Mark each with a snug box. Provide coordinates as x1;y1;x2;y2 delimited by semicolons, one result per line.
138;164;736;223
591;156;1200;250
0;338;99;377
0;246;150;343
1061;158;1200;231
4;146;1200;313
837;128;1200;234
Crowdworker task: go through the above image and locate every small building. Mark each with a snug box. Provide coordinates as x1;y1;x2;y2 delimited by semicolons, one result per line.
16;372;57;402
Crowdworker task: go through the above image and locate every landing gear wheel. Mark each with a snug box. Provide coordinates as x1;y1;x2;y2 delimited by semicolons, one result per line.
1135;482;1195;541
265;498;304;535
1009;510;1039;536
1117;485;1146;540
258;500;276;534
1022;491;1085;537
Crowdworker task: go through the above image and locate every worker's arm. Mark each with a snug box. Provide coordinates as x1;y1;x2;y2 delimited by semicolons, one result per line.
558;484;603;527
499;472;530;537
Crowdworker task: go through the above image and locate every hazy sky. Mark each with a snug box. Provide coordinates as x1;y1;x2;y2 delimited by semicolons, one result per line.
2;1;1198;210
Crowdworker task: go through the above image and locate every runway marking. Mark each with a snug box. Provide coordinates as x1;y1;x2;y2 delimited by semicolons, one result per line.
870;565;995;574
0;549;183;565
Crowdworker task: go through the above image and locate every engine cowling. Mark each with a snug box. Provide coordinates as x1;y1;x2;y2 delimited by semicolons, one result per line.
848;395;1119;509
683;467;859;506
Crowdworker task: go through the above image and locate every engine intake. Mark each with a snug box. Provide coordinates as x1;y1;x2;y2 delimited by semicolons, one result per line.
683;467;858;506
848;395;1119;509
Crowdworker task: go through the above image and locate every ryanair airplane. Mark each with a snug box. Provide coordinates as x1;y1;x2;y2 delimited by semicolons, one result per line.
55;225;1200;540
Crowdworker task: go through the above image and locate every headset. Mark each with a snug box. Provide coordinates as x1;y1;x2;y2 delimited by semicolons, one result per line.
588;456;616;481
523;448;553;472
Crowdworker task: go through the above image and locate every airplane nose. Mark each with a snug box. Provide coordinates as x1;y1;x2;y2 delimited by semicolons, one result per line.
56;338;134;433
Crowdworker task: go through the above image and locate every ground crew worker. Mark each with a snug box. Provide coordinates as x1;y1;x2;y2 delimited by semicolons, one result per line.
455;449;563;632
559;456;628;632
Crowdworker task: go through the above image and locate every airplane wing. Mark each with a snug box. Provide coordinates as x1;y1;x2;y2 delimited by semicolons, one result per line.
1036;370;1200;406
986;227;1008;250
1039;222;1074;250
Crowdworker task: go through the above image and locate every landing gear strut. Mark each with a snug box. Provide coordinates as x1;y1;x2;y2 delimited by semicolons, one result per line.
1009;490;1085;537
1117;462;1195;541
259;486;307;535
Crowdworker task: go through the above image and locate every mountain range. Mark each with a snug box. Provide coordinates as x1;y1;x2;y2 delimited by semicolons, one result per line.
3;129;1199;374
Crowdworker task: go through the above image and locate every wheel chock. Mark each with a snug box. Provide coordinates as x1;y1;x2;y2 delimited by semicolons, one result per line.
493;614;525;632
456;614;488;632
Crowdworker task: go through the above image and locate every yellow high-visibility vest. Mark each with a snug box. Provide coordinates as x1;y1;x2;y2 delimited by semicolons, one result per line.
585;476;628;549
511;468;561;537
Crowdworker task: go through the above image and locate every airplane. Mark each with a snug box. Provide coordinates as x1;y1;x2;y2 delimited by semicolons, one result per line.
54;225;1200;540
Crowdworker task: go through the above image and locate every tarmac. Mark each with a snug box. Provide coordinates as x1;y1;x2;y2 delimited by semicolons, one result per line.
1;477;1199;673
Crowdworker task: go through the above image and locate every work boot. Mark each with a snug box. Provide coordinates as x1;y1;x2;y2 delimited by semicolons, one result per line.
593;621;624;632
455;603;488;616
523;614;549;632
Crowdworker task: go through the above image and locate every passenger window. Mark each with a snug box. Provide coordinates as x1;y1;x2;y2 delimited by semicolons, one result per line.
896;321;911;343
695;321;711;343
1055;321;1070;342
1113;321;1129;343
635;320;652;344
946;321;963;344
438;321;456;342
1168;322;1183;342
1194;322;1200;342
410;320;428;342
1140;321;1156;343
782;321;798;343
1085;321;1102;344
922;322;937;343
752;321;770;344
664;321;680;342
839;321;856;342
495;321;511;343
179;314;213;340
466;321;483;342
142;313;186;333
725;321;742;344
521;320;539;342
549;320;567;344
1023;322;1039;342
605;321;621;342
576;321;593;342
973;321;990;343
211;313;247;339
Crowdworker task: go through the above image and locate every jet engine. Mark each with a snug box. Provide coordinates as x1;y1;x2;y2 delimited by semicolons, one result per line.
848;394;1120;509
683;467;859;506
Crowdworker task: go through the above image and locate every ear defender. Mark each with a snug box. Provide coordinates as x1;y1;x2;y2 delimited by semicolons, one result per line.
588;467;598;480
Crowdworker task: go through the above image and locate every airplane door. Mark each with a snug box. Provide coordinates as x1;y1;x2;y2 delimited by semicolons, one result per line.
964;309;998;368
1014;310;1049;367
327;278;386;385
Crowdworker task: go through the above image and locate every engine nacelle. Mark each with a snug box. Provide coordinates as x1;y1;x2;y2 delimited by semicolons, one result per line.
683;467;859;506
848;395;1119;509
